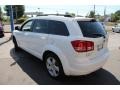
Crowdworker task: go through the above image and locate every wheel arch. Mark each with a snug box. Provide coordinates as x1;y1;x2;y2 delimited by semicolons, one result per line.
42;46;70;75
12;35;16;43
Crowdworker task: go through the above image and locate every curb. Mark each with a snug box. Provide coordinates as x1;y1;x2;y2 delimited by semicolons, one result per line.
4;31;12;33
0;36;12;46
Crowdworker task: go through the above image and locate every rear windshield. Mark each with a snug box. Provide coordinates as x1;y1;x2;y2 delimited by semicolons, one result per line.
77;20;106;38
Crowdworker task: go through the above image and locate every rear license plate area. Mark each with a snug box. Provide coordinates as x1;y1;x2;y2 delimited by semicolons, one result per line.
97;43;103;51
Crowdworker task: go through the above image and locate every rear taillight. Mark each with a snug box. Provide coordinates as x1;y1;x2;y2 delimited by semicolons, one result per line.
71;40;94;52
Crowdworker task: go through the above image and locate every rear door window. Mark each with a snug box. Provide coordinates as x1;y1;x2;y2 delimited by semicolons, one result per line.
77;20;106;38
33;19;48;34
48;20;69;36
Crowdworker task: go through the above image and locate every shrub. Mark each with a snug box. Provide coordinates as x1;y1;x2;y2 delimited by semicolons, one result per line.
16;18;26;24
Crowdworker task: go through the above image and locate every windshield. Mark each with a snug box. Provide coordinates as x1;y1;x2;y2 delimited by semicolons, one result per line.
77;20;106;38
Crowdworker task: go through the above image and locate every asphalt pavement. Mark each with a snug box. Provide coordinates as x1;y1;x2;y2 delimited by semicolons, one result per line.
0;33;12;45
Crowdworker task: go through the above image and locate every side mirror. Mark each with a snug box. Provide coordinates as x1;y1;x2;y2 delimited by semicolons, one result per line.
15;26;21;31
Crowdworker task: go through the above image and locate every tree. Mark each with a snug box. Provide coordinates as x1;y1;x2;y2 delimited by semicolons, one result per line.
65;12;69;15
115;10;120;20
111;14;119;22
88;11;95;18
111;13;118;22
4;5;25;19
111;10;120;22
65;12;75;17
115;10;120;16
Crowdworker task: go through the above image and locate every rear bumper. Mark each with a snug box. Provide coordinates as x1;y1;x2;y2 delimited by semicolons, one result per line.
65;49;109;76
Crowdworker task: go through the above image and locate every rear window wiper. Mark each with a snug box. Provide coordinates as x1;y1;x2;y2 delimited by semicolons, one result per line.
92;33;106;38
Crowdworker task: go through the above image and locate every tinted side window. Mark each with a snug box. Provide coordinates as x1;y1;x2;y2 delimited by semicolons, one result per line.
48;20;69;36
33;20;48;34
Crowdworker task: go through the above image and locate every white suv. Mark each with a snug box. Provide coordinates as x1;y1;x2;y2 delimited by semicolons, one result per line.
13;15;109;79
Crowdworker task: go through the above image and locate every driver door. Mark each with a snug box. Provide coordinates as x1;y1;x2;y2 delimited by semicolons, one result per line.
16;20;34;50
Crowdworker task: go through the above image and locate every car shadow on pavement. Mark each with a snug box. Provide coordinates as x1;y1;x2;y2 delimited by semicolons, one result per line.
10;48;120;85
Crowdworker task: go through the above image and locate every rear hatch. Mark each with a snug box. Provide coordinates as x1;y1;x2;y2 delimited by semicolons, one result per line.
77;19;108;59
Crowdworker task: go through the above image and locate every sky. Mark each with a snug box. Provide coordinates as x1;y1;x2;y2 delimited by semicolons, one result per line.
1;5;120;16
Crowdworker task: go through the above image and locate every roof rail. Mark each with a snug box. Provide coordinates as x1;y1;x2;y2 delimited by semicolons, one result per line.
37;14;74;17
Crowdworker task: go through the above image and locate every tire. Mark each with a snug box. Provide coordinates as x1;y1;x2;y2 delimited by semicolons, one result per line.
12;36;20;51
112;28;114;32
44;53;64;79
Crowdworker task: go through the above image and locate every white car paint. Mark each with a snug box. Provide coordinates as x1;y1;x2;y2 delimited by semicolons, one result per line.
112;23;120;33
13;16;109;76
